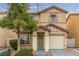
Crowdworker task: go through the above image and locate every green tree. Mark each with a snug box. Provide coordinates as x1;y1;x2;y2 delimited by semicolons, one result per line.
0;3;37;51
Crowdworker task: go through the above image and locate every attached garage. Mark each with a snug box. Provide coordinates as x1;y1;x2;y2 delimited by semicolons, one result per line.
49;35;65;49
32;24;68;52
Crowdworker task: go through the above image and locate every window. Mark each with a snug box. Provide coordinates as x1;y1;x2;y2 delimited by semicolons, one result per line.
31;16;36;20
49;14;57;23
20;36;29;44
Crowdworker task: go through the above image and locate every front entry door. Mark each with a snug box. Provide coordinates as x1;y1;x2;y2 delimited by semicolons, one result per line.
37;33;44;49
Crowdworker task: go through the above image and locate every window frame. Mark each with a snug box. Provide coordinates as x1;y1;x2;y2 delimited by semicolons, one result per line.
20;35;30;45
31;15;36;20
49;14;58;23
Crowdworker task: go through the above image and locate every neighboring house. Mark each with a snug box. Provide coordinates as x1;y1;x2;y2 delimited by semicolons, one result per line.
67;13;79;48
0;6;77;53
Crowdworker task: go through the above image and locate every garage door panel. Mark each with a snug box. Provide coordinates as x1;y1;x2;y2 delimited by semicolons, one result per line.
50;36;64;49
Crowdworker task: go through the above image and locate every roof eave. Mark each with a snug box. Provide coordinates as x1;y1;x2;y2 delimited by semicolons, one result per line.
46;23;68;33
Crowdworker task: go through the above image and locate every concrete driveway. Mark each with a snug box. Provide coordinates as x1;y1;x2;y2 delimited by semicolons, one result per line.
35;49;78;56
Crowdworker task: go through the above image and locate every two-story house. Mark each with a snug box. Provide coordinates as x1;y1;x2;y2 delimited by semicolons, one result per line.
31;6;68;53
0;6;69;53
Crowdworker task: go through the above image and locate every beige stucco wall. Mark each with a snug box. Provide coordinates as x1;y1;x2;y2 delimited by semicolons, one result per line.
0;13;17;47
49;26;66;35
67;14;79;47
0;28;17;47
32;8;66;24
44;31;49;52
32;8;67;30
32;31;37;51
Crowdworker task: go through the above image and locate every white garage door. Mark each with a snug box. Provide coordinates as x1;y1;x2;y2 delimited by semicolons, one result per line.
50;36;64;49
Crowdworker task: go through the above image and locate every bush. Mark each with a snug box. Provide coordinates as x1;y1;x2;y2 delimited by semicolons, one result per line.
9;39;18;50
15;49;33;56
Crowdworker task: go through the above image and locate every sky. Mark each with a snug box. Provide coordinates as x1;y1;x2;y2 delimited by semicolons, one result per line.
0;3;79;13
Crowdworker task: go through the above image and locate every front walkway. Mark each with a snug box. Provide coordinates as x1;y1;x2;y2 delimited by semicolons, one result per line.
35;49;46;56
35;49;79;56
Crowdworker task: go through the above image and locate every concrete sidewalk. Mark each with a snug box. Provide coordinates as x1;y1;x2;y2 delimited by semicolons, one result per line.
35;49;78;56
35;49;46;56
50;49;77;56
69;48;79;56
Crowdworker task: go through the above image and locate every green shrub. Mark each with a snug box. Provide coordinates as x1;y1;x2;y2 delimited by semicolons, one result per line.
9;39;18;50
15;49;33;56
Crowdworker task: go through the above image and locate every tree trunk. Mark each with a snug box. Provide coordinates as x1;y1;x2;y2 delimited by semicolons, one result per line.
17;27;20;52
27;33;30;44
29;34;31;43
28;33;31;44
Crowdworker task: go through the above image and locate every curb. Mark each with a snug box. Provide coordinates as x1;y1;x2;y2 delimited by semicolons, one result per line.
69;48;79;56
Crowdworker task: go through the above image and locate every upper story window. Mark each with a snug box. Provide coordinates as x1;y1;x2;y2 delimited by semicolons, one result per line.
31;16;36;20
49;14;58;23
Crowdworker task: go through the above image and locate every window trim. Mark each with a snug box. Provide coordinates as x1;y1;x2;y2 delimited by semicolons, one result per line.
49;14;58;23
20;36;30;45
31;15;36;20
